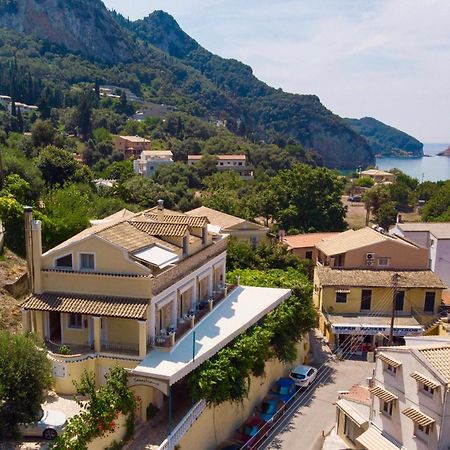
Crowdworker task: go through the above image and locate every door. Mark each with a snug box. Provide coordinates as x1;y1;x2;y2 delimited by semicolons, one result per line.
395;291;405;311
49;312;61;343
424;292;436;313
360;290;372;311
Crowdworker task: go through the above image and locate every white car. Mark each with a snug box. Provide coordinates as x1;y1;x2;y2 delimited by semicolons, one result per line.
289;365;318;388
20;408;67;440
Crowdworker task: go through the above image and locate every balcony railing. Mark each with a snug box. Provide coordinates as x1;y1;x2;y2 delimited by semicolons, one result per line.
100;340;139;356
45;339;140;357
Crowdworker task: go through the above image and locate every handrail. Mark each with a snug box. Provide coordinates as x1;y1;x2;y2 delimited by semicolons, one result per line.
157;400;206;450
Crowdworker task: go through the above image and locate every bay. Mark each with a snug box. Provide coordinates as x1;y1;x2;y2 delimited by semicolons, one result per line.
375;143;450;182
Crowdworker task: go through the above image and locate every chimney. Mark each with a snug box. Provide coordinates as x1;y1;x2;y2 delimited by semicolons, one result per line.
24;207;43;294
157;199;164;222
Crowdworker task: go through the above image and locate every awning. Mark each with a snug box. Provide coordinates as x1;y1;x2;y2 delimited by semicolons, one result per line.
134;245;179;269
370;386;398;402
21;293;148;320
410;372;440;389
336;399;369;426
331;324;423;337
402;407;435;427
357;427;402;450
377;353;402;368
335;289;351;294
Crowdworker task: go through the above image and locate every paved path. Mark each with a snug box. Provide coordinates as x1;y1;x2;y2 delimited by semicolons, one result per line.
265;333;373;450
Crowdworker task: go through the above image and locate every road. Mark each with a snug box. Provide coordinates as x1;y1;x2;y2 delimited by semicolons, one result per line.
263;333;374;450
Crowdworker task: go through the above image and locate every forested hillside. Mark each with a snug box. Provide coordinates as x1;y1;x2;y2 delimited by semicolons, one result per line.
0;0;375;169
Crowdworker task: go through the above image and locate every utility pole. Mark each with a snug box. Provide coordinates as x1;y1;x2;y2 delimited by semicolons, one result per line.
388;273;400;345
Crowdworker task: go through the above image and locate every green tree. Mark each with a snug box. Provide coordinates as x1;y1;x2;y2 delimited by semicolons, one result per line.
0;331;52;440
374;201;398;230
119;176;175;208
353;176;374;188
422;181;450;221
31;119;56;148
36;145;78;186
0;174;31;204
269;164;347;232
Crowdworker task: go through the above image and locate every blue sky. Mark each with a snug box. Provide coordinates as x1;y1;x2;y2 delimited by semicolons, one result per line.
103;0;450;143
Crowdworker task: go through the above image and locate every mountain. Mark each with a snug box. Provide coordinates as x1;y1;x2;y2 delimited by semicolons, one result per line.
0;1;375;169
0;0;135;63
345;117;423;158
437;146;450;157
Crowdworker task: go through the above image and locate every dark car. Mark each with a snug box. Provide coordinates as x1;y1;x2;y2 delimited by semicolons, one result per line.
348;194;362;202
233;416;269;449
254;395;285;422
270;377;297;402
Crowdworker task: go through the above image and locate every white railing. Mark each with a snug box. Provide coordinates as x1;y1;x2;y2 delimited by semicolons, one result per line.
157;400;206;450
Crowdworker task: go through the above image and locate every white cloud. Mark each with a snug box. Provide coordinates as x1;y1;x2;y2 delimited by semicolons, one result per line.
103;0;450;142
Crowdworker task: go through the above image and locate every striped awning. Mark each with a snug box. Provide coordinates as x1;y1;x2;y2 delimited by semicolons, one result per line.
402;407;435;427
370;386;398;402
410;372;440;389
377;353;402;368
356;427;402;450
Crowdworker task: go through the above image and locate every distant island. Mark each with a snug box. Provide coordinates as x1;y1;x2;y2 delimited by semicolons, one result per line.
438;146;450;157
345;117;423;158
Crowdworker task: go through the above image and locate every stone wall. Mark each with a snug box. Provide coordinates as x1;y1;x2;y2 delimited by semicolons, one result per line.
152;240;227;295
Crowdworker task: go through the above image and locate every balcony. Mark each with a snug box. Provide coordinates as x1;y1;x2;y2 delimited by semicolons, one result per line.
45;339;140;358
153;284;237;350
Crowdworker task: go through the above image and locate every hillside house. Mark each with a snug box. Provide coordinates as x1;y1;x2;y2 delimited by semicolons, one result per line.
115;135;151;159
133;150;174;177
187;154;254;179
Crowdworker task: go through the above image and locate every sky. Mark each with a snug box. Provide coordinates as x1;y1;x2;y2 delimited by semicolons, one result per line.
103;0;450;143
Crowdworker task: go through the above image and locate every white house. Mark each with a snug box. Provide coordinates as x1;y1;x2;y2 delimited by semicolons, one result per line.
358;343;450;450
133;150;174;177
390;222;450;287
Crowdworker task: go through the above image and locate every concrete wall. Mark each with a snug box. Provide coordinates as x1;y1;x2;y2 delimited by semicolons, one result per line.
336;406;367;450
435;239;450;287
178;338;309;450
88;413;128;450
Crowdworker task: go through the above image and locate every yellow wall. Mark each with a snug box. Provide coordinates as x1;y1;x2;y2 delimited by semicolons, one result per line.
336;407;367;449
320;286;443;316
106;317;140;345
41;271;152;298
62;313;90;344
50;355;140;395
42;235;150;275
341;240;429;270
88;413;128;450
178;337;309;450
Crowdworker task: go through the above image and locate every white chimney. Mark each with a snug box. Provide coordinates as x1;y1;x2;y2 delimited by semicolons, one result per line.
157;199;164;222
24;207;43;294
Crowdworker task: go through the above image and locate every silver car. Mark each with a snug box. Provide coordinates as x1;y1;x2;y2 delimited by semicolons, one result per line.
20;408;67;440
289;365;318;388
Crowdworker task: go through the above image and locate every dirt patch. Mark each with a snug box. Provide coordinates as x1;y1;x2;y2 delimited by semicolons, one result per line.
0;249;28;331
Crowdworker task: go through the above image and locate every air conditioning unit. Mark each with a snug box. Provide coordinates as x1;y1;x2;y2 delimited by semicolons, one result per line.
366;260;374;267
366;252;375;260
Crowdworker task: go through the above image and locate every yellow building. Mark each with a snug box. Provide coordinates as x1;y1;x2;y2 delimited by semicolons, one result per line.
187;206;269;246
313;228;446;352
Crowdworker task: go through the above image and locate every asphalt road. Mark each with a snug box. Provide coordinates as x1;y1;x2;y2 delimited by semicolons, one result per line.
263;335;374;450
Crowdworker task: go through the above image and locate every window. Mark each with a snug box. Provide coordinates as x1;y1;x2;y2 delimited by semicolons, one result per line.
381;400;393;416
55;254;73;270
68;313;82;329
305;251;313;260
424;292;436;313
361;289;372;311
386;364;397;375
378;257;390;267
250;236;258;248
415;423;432;441
80;253;95;271
395;291;405;311
336;292;348;303
422;384;435;396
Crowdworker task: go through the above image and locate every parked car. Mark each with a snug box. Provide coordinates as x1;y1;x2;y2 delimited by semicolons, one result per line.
348;194;362;202
233;416;269;448
254;395;285;422
20;408;67;440
289;365;318;388
270;377;297;402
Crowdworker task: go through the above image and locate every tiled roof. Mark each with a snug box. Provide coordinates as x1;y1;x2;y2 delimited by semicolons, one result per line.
141;150;173;157
129;221;188;237
361;169;393;177
416;345;450;383
21;293;148;320
316;227;418;255
282;232;340;249
340;385;372;405
143;213;208;228
316;267;446;289
188;154;246;160
119;136;151;143
357;427;402;450
402;407;435;426
370;386;398;402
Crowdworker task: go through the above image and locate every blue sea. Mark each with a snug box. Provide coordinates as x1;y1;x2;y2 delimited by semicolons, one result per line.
375;143;450;182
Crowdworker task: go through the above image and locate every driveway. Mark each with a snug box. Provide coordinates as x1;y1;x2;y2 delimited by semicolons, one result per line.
263;332;374;450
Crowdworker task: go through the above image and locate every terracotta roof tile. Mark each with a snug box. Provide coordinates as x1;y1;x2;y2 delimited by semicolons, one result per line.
21;293;148;320
129;221;188;237
143;213;208;228
282;233;340;249
417;346;450;383
341;385;372;405
316;267;446;289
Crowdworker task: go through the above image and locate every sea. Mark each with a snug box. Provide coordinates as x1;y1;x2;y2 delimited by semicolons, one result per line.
375;143;450;182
